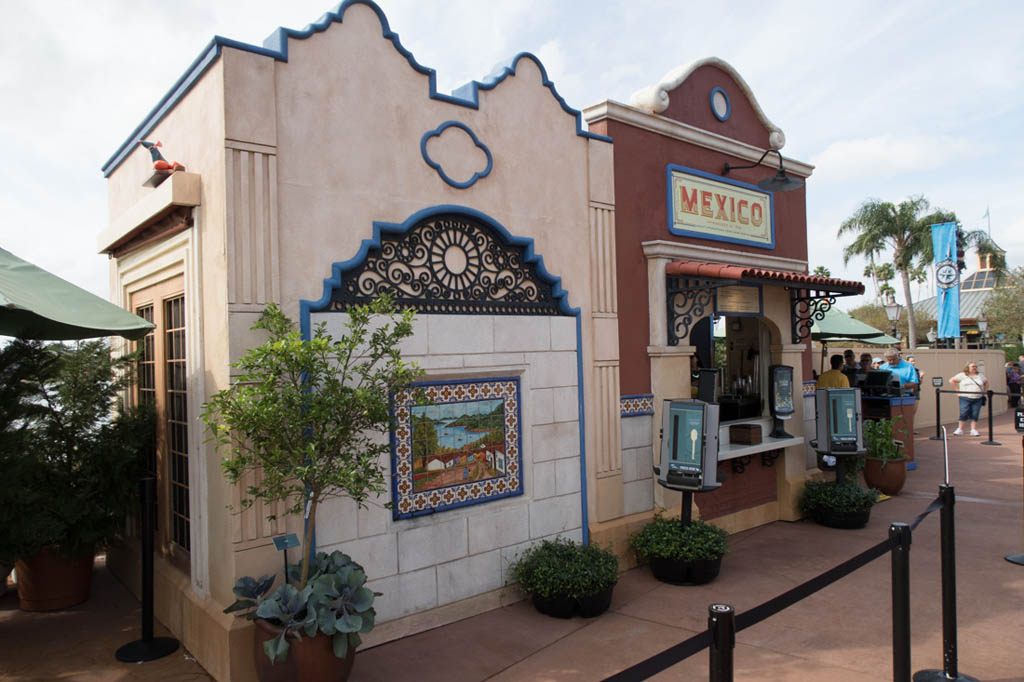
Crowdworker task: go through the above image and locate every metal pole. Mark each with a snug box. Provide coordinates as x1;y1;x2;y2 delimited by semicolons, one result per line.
912;487;980;682
930;388;943;441
708;603;735;682
981;390;999;446
1007;434;1024;567
890;522;912;682
115;477;180;663
681;491;693;528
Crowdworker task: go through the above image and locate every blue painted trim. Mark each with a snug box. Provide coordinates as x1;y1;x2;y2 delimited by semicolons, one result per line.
665;164;776;250
298;205;588;540
299;204;577;336
420;121;493;189
389;377;523;520
102;0;610;177
713;282;764;318
575;313;589;544
709;86;731;122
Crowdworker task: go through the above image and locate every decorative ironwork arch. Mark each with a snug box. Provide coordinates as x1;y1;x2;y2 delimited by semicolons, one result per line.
313;210;569;317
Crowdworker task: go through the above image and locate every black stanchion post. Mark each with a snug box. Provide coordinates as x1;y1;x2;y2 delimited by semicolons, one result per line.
115;477;180;663
708;603;735;682
890;522;912;682
1007;430;1024;566
981;390;999;446
930;388;943;441
913;486;980;681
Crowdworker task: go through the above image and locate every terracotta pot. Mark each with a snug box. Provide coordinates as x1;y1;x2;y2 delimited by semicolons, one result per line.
814;507;871;529
648;556;722;585
253;618;356;682
15;547;94;611
863;457;907;496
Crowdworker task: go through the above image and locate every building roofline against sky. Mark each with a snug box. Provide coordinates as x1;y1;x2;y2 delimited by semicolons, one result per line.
100;0;610;178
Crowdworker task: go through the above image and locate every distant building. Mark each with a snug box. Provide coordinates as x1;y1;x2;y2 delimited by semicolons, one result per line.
914;247;1007;346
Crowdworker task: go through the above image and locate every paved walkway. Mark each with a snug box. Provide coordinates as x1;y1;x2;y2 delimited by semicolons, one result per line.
3;414;1023;681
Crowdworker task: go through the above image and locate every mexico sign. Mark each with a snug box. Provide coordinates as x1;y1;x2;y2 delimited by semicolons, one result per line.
667;165;774;248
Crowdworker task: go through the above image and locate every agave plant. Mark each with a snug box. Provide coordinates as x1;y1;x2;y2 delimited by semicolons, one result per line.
225;551;379;663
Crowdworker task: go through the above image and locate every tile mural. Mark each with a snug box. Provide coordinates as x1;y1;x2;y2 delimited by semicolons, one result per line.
391;377;523;519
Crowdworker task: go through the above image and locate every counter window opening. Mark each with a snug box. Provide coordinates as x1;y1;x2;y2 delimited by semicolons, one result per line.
690;314;776;423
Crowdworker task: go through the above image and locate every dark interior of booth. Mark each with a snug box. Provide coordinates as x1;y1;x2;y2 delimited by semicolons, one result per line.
691;315;770;422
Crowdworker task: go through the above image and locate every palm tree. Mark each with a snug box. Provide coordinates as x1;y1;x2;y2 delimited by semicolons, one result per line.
839;196;955;348
812;265;831;278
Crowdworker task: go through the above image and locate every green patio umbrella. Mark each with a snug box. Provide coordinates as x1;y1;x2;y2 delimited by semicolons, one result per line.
810;307;898;373
0;247;154;341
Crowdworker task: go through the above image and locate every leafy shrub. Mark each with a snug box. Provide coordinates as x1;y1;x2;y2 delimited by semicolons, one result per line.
510;537;618;599
801;480;879;515
863;417;905;463
629;513;728;562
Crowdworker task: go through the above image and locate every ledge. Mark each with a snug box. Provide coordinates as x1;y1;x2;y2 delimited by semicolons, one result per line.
98;171;201;254
717;416;804;461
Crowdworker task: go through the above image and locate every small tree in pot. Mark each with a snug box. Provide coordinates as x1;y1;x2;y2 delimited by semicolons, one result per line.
202;295;422;677
0;339;153;611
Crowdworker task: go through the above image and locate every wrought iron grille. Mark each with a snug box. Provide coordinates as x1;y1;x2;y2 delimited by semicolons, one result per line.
328;214;562;316
790;287;838;344
666;275;734;345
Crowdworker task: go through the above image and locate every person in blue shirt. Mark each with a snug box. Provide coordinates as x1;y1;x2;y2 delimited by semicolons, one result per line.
879;348;918;392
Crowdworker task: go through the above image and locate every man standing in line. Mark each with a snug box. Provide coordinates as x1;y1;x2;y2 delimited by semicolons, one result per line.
817;354;850;389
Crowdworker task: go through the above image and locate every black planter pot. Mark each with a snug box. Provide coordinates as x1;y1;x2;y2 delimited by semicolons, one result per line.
576;583;616;618
532;593;576;619
814;507;872;529
648;556;722;585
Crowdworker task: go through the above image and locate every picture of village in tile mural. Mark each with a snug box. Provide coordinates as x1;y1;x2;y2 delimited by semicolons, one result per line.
410;398;507;490
391;377;522;518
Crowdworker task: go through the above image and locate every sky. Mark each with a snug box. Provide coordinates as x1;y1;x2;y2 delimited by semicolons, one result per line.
2;0;1021;312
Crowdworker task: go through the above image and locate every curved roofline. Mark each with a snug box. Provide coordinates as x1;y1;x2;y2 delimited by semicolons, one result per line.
101;0;609;177
629;57;786;150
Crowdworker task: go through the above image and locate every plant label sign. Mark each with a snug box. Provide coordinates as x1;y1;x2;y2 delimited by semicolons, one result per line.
272;534;300;552
932;377;943;387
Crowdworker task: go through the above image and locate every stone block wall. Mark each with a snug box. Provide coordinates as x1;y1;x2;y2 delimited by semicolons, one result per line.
308;312;582;624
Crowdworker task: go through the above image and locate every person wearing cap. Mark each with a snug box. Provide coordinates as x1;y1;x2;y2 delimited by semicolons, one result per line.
879;348;918;390
872;357;884;369
817;354;850;389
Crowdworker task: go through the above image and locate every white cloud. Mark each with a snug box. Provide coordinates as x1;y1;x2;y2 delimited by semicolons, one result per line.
809;135;979;183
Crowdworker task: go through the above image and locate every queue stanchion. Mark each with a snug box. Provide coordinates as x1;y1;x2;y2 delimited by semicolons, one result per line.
981;390;999;446
913;485;980;682
115;477;180;662
1007;408;1024;566
930;387;943;441
708;604;735;682
890;522;912;682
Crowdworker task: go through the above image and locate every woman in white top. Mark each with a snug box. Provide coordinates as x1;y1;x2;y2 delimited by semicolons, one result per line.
949;361;988;436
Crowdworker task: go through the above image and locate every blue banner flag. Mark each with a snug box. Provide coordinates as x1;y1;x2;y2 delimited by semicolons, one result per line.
931;221;960;339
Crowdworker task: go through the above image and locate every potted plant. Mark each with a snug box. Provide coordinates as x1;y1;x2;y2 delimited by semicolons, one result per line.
0;339;152;611
202;295;422;681
509;537;618;618
629;513;728;585
801;480;879;529
862;417;907;495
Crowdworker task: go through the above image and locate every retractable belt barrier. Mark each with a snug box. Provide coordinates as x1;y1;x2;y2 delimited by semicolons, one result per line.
931;387;1005;445
601;495;944;682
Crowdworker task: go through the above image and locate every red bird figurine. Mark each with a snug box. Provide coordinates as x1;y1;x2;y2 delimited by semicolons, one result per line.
140;140;185;172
